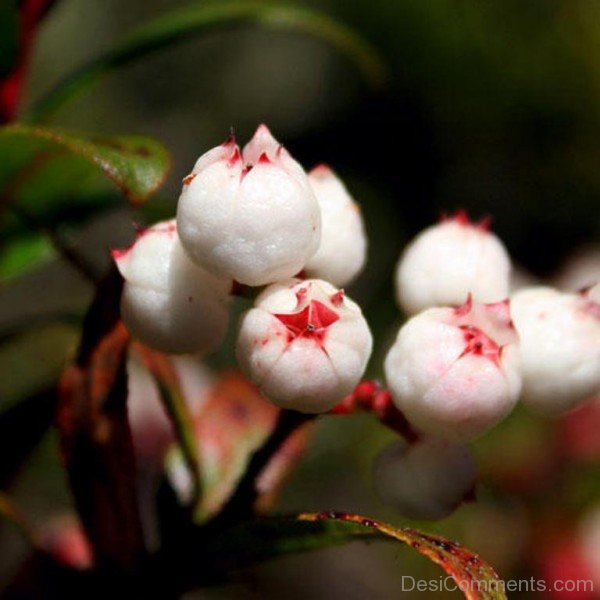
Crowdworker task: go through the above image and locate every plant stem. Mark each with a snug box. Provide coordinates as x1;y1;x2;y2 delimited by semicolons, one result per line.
134;346;203;514
157;381;203;513
10;204;100;284
212;409;313;526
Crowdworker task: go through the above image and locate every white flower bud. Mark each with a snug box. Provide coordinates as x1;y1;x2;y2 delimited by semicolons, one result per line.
511;286;600;415
236;279;372;413
373;437;476;520
176;124;321;286
395;211;511;315
113;220;231;355
303;165;367;286
384;296;521;440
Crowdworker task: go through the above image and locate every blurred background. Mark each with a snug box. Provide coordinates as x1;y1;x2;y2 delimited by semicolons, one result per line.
1;0;600;597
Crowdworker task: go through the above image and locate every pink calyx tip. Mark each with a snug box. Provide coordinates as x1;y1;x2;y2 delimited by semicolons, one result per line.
441;209;492;231
454;293;473;317
222;131;236;148
110;246;130;262
255;123;271;135
228;146;242;167
484;298;514;329
258;152;271;165
330;290;344;306
311;163;332;176
295;285;309;304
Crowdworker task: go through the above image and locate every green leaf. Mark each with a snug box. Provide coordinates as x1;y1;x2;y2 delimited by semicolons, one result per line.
0;124;171;206
28;1;389;122
0;0;19;78
194;513;506;599
0;234;54;280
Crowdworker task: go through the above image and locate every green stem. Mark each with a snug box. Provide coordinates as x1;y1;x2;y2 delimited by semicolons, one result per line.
155;378;202;514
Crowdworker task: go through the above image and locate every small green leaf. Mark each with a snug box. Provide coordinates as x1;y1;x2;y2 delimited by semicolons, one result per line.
29;1;389;122
0;234;54;280
0;124;171;206
195;513;506;599
0;0;19;78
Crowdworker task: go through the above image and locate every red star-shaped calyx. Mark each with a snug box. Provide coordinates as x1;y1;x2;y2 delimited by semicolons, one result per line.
275;300;340;345
458;325;502;366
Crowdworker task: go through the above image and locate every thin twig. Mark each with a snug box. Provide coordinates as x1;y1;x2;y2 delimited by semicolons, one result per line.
156;380;202;512
57;268;146;572
10;204;100;284
211;409;313;526
134;346;203;514
329;380;419;443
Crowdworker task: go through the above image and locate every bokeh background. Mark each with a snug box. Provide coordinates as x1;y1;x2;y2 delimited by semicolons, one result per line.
1;0;600;597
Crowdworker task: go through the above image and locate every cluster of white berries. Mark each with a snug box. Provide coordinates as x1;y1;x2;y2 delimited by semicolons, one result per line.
374;213;599;519
114;124;371;413
113;125;599;522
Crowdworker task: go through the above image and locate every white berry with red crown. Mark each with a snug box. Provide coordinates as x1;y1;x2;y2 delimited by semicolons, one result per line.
395;210;511;315
236;279;372;413
373;437;476;520
304;165;367;286
511;286;600;415
176;124;321;287
385;296;521;440
113;219;231;355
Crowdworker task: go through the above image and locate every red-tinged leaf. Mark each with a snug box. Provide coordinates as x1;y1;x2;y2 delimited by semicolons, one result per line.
0;124;170;206
166;372;312;522
176;513;505;598
56;268;145;571
297;513;507;600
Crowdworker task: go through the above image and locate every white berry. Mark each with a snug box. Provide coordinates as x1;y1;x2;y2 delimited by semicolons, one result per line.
113;219;231;355
384;296;521;440
373;437;476;520
395;211;511;315
176;124;321;286
511;286;600;415
236;279;372;413
304;165;367;286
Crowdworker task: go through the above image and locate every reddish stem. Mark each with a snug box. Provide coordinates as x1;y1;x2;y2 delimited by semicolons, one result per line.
329;380;419;443
0;0;57;123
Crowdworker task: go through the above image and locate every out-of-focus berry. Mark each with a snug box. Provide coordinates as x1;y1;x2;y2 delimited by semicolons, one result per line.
395;210;511;315
304;165;367;286
385;296;521;440
113;219;231;355
373;437;476;520
511;286;600;415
